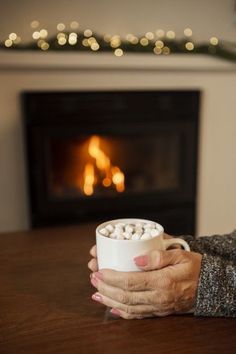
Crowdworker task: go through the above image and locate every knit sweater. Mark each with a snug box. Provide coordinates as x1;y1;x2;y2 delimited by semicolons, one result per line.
181;230;236;317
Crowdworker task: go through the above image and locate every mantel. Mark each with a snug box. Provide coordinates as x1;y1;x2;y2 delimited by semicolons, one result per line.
0;51;236;72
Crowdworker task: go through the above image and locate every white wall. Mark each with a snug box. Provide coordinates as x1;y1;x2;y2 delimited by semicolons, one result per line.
0;53;236;236
0;0;236;42
0;0;236;235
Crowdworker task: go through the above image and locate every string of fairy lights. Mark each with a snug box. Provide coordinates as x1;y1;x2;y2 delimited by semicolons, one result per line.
1;20;236;61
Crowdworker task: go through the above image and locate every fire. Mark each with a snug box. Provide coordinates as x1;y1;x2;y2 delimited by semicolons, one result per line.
83;136;125;196
111;167;125;193
83;163;95;196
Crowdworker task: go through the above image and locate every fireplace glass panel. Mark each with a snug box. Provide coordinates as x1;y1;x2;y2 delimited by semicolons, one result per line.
48;133;180;200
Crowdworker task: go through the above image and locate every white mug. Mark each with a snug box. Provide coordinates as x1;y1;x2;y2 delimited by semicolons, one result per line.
96;218;190;272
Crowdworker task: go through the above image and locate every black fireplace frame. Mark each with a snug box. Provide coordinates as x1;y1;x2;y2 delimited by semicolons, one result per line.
22;90;200;235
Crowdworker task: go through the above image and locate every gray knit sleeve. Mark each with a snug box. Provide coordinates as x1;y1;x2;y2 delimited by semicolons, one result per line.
180;231;236;317
180;230;236;258
194;254;236;317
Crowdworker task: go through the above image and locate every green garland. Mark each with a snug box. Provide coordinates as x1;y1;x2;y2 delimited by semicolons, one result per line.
1;32;236;62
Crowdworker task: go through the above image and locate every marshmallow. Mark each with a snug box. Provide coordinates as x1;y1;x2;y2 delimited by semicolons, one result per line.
99;221;162;241
106;224;114;233
123;232;132;240
141;232;152;240
116;223;125;228
132;233;141;240
135;226;143;233
125;225;134;233
114;226;124;234
144;222;156;229
136;223;144;228
110;232;117;239
99;228;109;236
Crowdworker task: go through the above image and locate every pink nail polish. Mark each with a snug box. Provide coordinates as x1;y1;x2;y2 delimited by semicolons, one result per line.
134;255;148;266
92;293;102;303
90;276;98;288
110;308;121;316
94;271;103;280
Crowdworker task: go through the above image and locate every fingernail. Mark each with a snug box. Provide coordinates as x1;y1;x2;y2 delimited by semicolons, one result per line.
134;255;148;266
92;293;103;303
110;308;121;316
94;271;103;280
90;276;98;288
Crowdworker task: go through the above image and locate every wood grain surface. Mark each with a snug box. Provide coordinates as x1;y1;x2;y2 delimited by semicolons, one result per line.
0;224;235;354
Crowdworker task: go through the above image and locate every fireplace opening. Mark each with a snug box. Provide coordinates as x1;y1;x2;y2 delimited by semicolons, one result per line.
23;91;200;234
49;133;180;199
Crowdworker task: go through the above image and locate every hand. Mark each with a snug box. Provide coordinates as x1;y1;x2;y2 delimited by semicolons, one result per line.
89;249;202;319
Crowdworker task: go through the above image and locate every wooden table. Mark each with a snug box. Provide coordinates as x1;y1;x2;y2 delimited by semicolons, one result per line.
0;224;235;354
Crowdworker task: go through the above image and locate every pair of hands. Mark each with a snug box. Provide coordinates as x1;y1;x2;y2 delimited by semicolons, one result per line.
88;234;202;319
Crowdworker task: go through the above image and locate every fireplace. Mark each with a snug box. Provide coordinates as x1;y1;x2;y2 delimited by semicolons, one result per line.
23;90;200;234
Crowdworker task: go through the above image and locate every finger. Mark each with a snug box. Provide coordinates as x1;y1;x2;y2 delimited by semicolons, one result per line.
92;269;152;291
134;249;189;271
93;276;155;305
90;245;97;258
110;308;168;319
88;258;98;272
92;292;155;316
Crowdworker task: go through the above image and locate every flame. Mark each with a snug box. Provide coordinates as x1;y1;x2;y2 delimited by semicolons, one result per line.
88;135;111;170
111;166;125;192
83;163;95;196
82;136;125;196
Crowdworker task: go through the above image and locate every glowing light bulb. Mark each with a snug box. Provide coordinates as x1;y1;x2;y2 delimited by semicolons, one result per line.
140;37;149;46
32;31;40;40
57;23;65;31
5;39;13;47
156;29;165;38
103;34;111;42
91;42;100;51
155;40;164;48
9;33;17;41
185;42;194;51
39;29;48;38
69;36;77;45
114;48;124;57
41;42;49;51
70;21;79;29
153;47;162;55
184;28;193;37
166;30;175;39
30;20;39;29
84;29;93;37
57;32;66;39
37;39;45;47
82;38;89;46
162;46;170;55
145;32;154;40
110;35;121;48
210;37;218;45
130;36;138;44
58;37;67;45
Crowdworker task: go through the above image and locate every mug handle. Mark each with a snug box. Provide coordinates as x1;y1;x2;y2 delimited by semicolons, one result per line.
163;238;190;252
